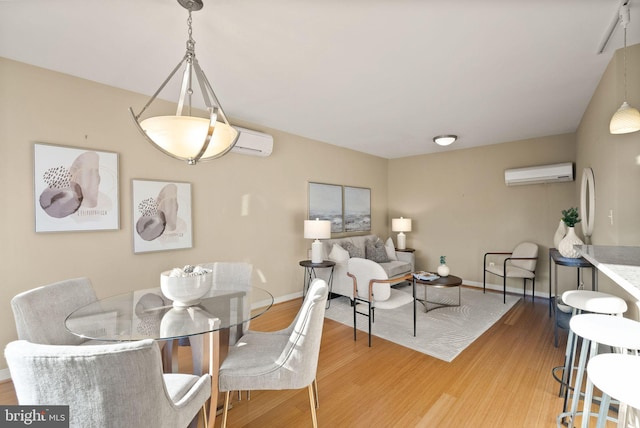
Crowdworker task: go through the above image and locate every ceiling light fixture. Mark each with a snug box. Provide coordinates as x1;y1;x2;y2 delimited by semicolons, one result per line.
433;135;457;146
129;0;239;165
610;4;640;135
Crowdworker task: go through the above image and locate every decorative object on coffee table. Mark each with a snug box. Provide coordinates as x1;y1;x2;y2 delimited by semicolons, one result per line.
437;255;450;277
558;207;583;258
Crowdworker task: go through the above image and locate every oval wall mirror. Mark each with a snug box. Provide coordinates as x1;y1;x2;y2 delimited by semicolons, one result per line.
580;167;595;241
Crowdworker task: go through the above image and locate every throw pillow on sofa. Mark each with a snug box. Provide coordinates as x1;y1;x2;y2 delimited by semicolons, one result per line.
384;237;398;261
341;242;364;258
365;239;390;263
328;243;350;263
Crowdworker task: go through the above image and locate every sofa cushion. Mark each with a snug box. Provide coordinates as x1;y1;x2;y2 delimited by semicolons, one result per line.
365;239;390;263
384;237;398;261
379;260;412;278
341;242;364;258
328;244;350;264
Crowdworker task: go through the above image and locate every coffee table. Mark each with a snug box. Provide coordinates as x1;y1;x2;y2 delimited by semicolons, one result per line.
413;274;462;313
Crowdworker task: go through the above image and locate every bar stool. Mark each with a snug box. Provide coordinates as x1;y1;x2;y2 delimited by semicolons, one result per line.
582;353;640;428
557;314;640;428
552;290;628;420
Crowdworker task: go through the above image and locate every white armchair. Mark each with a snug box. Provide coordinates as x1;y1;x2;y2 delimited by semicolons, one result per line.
5;339;211;428
347;258;413;347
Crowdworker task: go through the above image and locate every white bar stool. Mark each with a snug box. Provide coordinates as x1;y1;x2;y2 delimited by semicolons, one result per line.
552;290;628;421
583;353;640;428
557;314;640;428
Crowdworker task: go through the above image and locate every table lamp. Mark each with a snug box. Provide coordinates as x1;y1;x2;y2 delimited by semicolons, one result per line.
304;218;331;263
392;217;412;250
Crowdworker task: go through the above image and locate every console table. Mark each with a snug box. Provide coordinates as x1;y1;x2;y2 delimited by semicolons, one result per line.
548;248;598;318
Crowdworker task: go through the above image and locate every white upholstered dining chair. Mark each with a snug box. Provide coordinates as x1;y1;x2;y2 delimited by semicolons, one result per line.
5;339;211;428
11;277;98;345
347;257;413;347
218;278;328;428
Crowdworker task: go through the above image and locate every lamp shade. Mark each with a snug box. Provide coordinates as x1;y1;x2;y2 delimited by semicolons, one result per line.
391;217;412;232
610;102;640;134
304;219;331;239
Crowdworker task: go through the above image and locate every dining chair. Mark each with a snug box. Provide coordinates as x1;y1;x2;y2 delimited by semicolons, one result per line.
347;257;413;347
10;277;98;345
483;241;539;303
5;339;211;428
218;278;328;428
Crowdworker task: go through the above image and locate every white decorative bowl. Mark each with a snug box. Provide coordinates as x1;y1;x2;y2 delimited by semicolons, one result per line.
160;271;212;307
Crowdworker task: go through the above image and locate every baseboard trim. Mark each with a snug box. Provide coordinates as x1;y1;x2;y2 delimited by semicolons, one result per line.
0;368;10;382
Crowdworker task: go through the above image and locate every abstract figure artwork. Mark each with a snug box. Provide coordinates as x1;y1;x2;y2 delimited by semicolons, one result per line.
34;143;119;232
132;179;192;253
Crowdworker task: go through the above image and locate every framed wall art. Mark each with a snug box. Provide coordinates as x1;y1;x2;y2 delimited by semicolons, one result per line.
308;182;343;233
34;142;119;232
344;186;371;232
132;179;193;253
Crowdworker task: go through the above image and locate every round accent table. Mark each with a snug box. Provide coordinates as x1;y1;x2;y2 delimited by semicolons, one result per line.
299;260;335;308
411;274;462;336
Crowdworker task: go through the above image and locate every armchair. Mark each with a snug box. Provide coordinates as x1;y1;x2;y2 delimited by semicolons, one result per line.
5;339;211;428
347;257;413;347
483;242;539;303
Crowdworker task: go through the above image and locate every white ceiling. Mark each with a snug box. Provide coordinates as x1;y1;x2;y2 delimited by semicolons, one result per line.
1;0;637;159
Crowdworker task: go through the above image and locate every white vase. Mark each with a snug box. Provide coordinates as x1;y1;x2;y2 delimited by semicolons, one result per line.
553;219;566;248
437;264;450;277
558;226;584;258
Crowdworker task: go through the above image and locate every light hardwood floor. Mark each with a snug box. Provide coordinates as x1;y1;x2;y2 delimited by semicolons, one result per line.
0;288;614;427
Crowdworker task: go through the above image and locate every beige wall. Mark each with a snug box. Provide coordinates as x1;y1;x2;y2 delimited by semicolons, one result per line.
575;43;640;318
0;58;388;370
388;134;577;295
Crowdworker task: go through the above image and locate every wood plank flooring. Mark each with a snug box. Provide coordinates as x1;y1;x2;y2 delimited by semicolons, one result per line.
0;289;614;427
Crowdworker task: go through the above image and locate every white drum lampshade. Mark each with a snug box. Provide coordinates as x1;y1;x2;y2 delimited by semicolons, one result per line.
392;217;412;250
304;219;331;263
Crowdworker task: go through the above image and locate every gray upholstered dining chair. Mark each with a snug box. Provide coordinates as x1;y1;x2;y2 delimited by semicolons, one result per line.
347;257;413;347
483;241;539;303
218;278;328;428
5;339;211;428
10;277;98;345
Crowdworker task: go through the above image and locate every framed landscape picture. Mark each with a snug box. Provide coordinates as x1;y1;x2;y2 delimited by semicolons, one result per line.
344;186;371;232
308;182;343;233
132;179;193;253
34;143;119;232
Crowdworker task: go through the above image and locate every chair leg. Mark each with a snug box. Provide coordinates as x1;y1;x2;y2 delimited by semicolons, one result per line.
503;276;507;304
313;378;319;408
368;301;372;347
222;391;231;428
308;384;318;428
483;269;486;294
202;404;208;428
523;278;526;299
532;278;535;302
353;300;357;342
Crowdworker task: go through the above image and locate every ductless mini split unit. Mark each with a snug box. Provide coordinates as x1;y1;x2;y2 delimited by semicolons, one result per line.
230;126;274;157
504;162;574;186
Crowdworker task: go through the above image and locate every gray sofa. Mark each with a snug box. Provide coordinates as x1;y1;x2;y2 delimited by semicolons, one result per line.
316;234;414;300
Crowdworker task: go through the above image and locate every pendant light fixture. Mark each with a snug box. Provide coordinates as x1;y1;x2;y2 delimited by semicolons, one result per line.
129;0;239;165
610;4;640;135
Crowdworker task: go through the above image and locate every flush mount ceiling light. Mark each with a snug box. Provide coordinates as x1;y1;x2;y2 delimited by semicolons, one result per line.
433;135;457;146
129;0;239;165
610;4;640;135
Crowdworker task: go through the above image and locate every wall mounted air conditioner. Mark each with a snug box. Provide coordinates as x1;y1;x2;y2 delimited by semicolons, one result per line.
231;126;274;157
504;162;574;186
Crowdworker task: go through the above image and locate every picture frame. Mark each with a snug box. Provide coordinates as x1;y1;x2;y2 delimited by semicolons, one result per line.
308;182;343;233
34;142;119;232
344;186;371;232
132;179;193;253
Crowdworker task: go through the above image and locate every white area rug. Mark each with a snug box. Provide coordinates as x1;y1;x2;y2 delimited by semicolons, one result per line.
324;284;520;362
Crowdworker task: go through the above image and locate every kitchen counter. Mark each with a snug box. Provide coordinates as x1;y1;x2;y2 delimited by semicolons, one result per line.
576;245;640;301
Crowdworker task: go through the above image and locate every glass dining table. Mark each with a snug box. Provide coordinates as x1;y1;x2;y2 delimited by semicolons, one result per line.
65;286;273;428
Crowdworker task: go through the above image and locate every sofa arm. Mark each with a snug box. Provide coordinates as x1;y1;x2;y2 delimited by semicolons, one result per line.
395;251;415;271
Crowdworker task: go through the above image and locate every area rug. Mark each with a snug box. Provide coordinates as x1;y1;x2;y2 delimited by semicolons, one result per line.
324;284;520;362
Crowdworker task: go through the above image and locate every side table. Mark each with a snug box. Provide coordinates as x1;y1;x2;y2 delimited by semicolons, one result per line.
395;247;415;253
299;260;335;308
412;274;463;337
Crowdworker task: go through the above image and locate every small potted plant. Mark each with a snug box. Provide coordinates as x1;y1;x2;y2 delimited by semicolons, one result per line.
437;255;450;277
558;207;583;258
